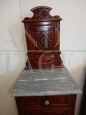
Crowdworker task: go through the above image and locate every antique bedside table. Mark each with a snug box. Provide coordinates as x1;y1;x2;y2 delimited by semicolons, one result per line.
12;6;81;115
12;68;81;115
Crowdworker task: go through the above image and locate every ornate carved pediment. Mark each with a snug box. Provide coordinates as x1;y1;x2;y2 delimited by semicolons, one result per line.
31;6;52;18
23;6;62;23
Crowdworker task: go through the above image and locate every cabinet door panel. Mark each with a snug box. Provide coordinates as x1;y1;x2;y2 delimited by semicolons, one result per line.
25;25;62;69
26;27;57;51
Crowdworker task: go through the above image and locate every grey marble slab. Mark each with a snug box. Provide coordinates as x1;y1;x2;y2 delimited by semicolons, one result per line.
12;67;81;96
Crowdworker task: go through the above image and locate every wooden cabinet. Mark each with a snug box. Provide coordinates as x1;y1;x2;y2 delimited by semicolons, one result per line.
15;95;76;115
23;6;63;69
15;6;77;115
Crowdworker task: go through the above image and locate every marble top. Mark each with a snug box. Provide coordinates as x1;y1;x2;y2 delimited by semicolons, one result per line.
12;67;81;96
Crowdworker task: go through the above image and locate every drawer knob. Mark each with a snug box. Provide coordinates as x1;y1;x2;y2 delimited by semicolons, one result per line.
45;100;49;105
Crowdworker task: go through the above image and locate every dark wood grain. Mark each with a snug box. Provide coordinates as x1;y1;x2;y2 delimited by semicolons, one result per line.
15;95;76;115
23;6;63;69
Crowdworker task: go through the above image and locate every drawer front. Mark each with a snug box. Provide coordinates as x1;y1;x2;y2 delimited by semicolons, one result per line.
16;95;76;115
23;95;75;107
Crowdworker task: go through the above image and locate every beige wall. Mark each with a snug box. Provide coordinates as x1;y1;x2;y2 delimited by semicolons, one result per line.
0;0;86;115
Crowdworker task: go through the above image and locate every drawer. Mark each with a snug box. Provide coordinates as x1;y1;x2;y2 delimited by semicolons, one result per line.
24;95;74;105
20;95;76;109
16;95;76;115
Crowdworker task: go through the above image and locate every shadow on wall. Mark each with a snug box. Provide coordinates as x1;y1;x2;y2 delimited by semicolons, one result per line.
0;21;26;115
0;20;26;102
9;22;25;51
0;21;26;76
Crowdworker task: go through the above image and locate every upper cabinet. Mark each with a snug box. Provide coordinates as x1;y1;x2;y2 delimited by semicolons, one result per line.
23;6;63;69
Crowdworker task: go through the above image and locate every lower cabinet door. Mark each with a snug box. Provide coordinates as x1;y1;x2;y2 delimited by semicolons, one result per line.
24;110;72;115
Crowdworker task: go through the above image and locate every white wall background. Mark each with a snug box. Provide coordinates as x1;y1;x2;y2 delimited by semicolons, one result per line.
0;0;86;115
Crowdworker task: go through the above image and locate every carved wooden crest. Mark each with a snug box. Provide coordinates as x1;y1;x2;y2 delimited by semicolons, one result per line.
31;6;52;18
23;6;62;23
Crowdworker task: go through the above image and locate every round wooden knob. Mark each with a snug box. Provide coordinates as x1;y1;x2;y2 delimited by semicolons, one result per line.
45;100;49;105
